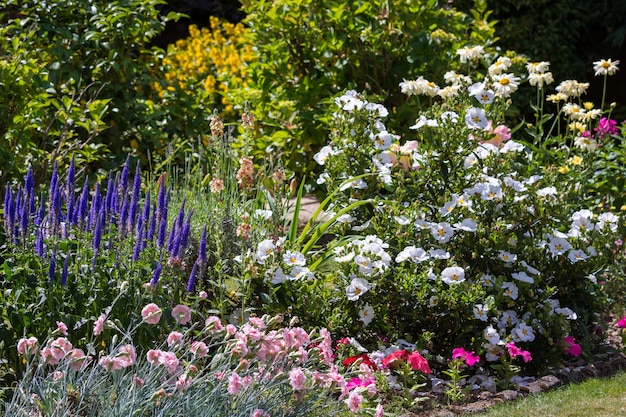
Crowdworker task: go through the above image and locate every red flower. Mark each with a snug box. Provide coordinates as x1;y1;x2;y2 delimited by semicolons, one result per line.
382;349;408;368
563;335;582;357
408;351;432;373
342;353;377;370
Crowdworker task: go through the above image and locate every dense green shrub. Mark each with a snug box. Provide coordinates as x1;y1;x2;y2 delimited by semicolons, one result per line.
230;0;498;183
0;0;191;188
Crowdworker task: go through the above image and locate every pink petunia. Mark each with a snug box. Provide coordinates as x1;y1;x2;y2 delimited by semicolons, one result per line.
171;304;192;325
452;347;480;367
408;351;432;373
617;316;626;329
141;303;162;325
563;335;583;357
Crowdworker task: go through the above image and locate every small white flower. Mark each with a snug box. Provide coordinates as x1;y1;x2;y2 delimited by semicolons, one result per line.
430;222;454;243
255;239;276;264
359;304;375;327
441;266;466;285
567;249;588;263
346;277;371;301
465;107;489;130
501;282;519;300
395;246;430;263
410;115;439;130
354;255;374;275
480;273;494;287
454;218;477;232
456;45;485;63
440;111;460;123
340;178;368;190
394;215;411;225
336;214;356;223
498;250;517;263
512;322;535;342
491;73;520;97
511;271;534;284
473;304;489;322
537;186;558;198
430;248;451;259
254;209;273;220
548;237;572;256
593;58;620;76
498;310;519;329
283;250;306;267
270;267;286;284
484;325;500;344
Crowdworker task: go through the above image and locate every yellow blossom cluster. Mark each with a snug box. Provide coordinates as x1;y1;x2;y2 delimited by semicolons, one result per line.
158;16;255;114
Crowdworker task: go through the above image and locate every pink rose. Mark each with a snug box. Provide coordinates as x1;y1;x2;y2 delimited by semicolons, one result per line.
141;303;162;325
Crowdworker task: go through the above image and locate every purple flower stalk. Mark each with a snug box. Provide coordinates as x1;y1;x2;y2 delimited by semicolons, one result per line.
49;245;57;282
186;260;198;292
49;162;59;205
66;156;75;201
120;193;129;233
77;178;89;227
179;211;193;250
19;194;29;238
35;196;45;226
133;223;144;261
150;261;163;286
157;203;168;248
119;155;130;197
167;222;178;253
139;191;150;236
104;172;115;217
61;254;69;286
199;226;207;264
175;197;186;231
89;183;101;230
3;186;13;236
25;166;35;214
128;163;141;231
148;201;157;241
35;227;45;258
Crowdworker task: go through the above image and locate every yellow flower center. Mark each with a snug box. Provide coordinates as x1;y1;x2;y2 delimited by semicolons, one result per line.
602;61;611;69
499;78;510;86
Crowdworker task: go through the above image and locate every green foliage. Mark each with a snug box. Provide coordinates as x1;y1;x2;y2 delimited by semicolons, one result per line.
0;0;184;187
233;0;498;184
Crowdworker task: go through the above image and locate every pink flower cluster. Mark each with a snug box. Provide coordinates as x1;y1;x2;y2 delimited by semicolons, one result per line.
582;117;619;139
99;344;136;372
617;316;626;329
506;342;532;363
452;347;480;366
562;335;582;357
381;349;432;374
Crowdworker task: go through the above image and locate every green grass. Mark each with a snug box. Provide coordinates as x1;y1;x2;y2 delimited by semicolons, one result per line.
471;372;626;417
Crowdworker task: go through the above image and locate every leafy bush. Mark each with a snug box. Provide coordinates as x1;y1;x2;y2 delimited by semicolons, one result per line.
247;52;623;374
230;0;498;182
0;0;193;187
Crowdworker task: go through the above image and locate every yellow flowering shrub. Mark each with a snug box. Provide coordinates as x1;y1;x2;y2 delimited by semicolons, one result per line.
159;17;255;115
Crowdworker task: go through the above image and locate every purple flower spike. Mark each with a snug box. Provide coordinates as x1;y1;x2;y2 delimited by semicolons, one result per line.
19;194;29;238
139;191;150;235
148;201;157;241
150;261;163;287
35;227;45;258
66;156;75;199
167;222;178;253
199;226;207;264
128;163;141;231
186;260;198;292
3;186;13;235
180;211;193;250
176;197;186;231
133;223;144;261
120;193;129;234
104;172;115;216
77;178;89;227
25;166;35;214
49;162;59;204
61;254;69;286
119;155;130;195
89;183;101;230
49;245;57;282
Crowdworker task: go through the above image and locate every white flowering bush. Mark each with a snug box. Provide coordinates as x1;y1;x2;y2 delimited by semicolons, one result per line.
295;53;623;371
